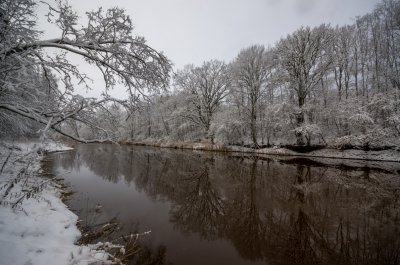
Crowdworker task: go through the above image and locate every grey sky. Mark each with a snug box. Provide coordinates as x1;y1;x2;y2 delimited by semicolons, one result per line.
37;0;381;98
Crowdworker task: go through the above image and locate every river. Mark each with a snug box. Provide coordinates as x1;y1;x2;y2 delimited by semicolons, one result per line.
48;144;400;265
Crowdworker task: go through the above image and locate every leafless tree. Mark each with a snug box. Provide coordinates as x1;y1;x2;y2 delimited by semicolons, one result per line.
174;60;230;141
230;45;270;148
0;0;171;142
332;25;353;101
275;25;333;144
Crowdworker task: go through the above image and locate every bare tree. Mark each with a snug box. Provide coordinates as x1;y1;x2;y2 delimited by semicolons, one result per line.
275;25;333;144
230;45;270;148
332;25;353;101
0;0;171;142
174;60;230;141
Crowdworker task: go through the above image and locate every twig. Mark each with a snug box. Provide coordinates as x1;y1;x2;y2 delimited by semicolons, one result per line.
0;150;12;174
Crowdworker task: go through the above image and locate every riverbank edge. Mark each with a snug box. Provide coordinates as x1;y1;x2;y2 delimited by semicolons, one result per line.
41;145;129;264
43;145;142;265
123;140;400;162
0;142;113;265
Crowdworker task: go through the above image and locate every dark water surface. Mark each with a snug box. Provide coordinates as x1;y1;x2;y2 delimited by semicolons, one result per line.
49;144;400;265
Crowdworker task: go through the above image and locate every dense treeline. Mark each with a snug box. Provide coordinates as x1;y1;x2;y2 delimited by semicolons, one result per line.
118;0;399;149
1;0;399;149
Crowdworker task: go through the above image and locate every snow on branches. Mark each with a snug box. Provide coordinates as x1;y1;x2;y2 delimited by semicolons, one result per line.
0;0;171;142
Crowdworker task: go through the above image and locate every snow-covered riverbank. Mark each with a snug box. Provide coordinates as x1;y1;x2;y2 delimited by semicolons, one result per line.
0;141;111;265
254;146;400;162
128;140;400;162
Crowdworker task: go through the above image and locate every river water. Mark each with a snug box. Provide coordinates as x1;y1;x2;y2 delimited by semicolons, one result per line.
49;144;400;265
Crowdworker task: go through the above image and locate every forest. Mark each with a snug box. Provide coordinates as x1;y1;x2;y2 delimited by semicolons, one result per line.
1;1;400;264
1;0;399;150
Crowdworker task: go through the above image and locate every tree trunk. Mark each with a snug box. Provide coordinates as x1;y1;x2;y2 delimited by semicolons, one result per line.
250;108;258;148
295;111;305;145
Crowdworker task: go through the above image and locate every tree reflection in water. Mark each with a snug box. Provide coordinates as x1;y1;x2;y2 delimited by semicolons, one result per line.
170;162;225;239
50;144;400;265
224;158;268;260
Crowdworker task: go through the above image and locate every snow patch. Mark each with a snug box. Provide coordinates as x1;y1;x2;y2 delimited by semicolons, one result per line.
0;141;110;265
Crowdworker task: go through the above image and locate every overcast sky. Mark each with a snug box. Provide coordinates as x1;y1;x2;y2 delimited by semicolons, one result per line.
37;0;381;98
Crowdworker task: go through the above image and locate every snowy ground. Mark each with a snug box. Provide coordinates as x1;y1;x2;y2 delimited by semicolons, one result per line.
130;140;400;162
255;147;400;162
0;141;113;265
